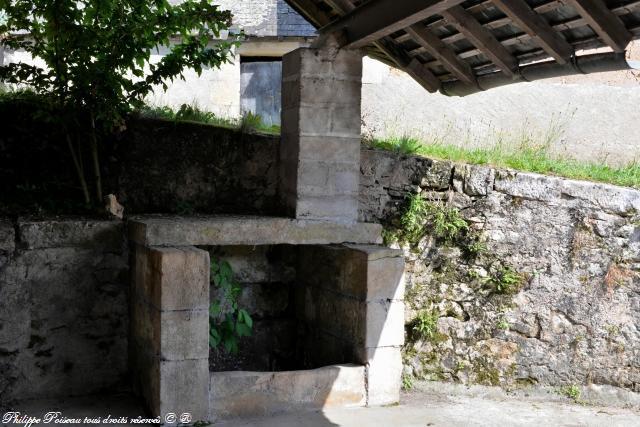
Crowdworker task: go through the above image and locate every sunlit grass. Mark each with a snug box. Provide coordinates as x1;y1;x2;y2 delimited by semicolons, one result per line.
364;135;640;189
137;104;281;135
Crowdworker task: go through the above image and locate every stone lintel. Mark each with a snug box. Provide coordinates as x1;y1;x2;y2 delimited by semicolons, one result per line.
128;215;382;247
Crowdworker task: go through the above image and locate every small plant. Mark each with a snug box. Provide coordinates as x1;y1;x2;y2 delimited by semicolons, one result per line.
411;310;439;341
366;135;424;155
496;318;510;330
561;384;581;402
209;259;253;354
485;264;525;295
389;194;471;248
401;373;414;390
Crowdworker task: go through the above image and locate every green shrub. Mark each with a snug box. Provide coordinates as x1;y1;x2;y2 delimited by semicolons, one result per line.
209;259;253;354
0;0;235;206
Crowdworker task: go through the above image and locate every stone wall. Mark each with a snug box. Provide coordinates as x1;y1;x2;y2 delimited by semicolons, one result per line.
114;119;280;216
0;220;128;403
0;116;281;217
360;149;640;392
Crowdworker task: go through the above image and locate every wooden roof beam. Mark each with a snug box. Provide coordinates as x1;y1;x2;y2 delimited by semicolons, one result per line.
441;5;518;77
319;0;466;49
564;0;632;52
405;59;442;93
285;0;333;27
405;24;476;85
492;0;574;64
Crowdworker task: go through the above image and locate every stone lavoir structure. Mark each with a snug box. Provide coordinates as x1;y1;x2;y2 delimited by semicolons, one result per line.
126;44;407;422
1;136;639;417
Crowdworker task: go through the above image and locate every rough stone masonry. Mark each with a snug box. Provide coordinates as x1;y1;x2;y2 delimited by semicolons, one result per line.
360;149;640;392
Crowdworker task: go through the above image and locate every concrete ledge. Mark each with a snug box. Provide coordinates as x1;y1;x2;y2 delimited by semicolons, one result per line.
209;364;366;421
128;215;382;246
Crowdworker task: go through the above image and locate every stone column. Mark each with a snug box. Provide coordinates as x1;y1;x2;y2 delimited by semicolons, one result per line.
130;245;210;422
279;47;363;223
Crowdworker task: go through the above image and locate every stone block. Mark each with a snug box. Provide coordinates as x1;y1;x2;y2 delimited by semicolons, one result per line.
298;136;361;163
157;358;209;421
297;160;359;197
296;196;359;223
209;365;366;421
494;170;563;201
139;246;210;311
366;300;405;348
159;309;209;361
364;347;402;406
343;245;405;301
300;78;362;106
464;165;495;196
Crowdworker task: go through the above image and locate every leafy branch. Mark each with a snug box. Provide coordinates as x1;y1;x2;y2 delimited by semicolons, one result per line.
209;259;253;354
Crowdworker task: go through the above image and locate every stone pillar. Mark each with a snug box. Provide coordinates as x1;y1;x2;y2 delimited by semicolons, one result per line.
280;47;363;223
296;244;405;406
130;245;210;422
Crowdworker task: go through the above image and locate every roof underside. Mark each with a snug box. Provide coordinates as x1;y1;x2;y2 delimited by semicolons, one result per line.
284;0;640;95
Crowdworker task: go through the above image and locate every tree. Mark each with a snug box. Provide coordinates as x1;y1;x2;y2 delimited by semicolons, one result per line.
0;0;235;206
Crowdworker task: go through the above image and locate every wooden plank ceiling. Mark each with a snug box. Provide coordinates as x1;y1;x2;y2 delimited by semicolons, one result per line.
285;0;640;94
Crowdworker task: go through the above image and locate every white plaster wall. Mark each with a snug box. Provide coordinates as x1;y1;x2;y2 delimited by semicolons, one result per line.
144;46;242;117
361;43;640;166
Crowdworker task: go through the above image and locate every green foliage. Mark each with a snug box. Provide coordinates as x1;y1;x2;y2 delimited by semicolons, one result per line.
401;373;414;390
410;310;439;341
368;136;640;189
365;135;423;155
484;264;525;295
561;384;582;402
138;104;281;134
209;259;253;354
0;0;235;205
387;194;471;248
496;317;510;331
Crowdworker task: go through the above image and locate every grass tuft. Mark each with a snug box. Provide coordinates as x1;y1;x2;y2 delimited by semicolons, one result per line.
138;104;281;135
365;135;640;189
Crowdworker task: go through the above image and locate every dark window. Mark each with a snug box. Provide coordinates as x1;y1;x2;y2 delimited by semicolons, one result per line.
240;57;282;126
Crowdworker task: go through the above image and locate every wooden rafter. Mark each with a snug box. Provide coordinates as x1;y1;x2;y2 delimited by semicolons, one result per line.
405;59;441;93
492;0;574;64
285;0;332;27
441;5;518;76
405;24;476;84
565;0;632;52
410;1;640;67
319;0;466;48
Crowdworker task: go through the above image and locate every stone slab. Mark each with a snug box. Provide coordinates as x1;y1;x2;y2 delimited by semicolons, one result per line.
128;215;382;246
209;364;366;421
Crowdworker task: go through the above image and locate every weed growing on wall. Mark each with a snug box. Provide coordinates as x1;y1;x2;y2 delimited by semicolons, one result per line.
385;194;482;257
484;263;525;295
209;259;253;354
